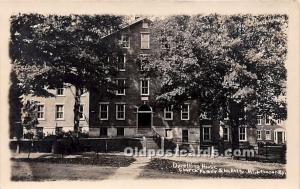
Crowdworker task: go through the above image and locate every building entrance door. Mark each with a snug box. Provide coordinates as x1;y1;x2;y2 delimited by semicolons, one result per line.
277;131;283;144
137;105;152;128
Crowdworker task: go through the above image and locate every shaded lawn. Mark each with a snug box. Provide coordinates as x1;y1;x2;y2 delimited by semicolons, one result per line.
11;154;136;181
140;158;286;179
11;161;118;181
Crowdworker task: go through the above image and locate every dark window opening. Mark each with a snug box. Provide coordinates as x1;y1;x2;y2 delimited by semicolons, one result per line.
182;130;188;142
100;127;108;137
117;128;124;136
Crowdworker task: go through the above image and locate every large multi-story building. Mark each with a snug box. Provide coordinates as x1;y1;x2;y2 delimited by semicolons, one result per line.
88;17;201;146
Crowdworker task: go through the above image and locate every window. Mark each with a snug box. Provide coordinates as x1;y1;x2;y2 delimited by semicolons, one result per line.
36;127;43;133
181;104;190;120
117;55;126;71
139;54;149;71
99;103;109;120
142;22;149;28
36;127;43;138
37;104;45;120
223;127;229;141
202;126;211;141
239;127;247;141
100;127;108;137
265;130;271;140
257;115;262;125
140;79;149;95
55;127;63;134
116;103;125;120
117;128;124;136
265;115;271;125
200;112;209;119
79;104;84;120
56;88;64;96
165;129;173;139
164;105;173;120
257;130;262;140
141;33;150;49
55;105;64;120
182;129;189;142
116;79;126;95
277;119;282;125
120;34;130;48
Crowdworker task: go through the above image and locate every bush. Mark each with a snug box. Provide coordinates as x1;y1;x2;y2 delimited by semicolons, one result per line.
23;132;34;139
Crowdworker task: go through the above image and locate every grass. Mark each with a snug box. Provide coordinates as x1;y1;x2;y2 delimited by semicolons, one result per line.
11;154;136;181
11;162;119;181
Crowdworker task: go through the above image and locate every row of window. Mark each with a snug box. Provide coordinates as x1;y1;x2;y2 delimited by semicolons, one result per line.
257;130;272;140
116;78;150;96
119;33;150;49
108;53;150;72
256;115;282;125
55;79;150;97
202;126;247;142
99;103;190;121
55;88;86;97
37;104;85;120
99;103;125;120
163;105;190;120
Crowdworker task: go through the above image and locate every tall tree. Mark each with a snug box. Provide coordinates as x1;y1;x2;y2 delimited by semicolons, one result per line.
10;14;124;134
9;70;23;139
222;15;288;151
21;100;39;158
149;14;287;154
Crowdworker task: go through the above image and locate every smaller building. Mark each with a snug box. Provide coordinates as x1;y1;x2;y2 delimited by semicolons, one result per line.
256;115;286;144
23;85;89;138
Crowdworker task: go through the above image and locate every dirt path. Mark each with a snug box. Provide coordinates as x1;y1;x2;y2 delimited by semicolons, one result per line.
110;157;151;179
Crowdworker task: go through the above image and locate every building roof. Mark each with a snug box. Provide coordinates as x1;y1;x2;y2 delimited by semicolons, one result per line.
101;17;149;39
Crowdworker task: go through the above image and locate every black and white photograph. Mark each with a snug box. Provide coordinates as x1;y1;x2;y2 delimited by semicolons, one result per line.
0;1;299;188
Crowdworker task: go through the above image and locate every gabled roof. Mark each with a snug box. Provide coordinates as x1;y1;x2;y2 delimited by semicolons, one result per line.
101;17;150;39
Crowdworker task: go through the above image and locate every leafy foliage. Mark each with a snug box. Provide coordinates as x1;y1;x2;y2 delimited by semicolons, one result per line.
10;14;125;133
149;14;288;151
22;100;39;139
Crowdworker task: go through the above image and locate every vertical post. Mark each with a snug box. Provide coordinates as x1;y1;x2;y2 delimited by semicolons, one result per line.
211;146;215;158
16;143;20;154
143;136;147;149
265;143;268;161
105;140;108;152
175;143;179;156
161;137;164;151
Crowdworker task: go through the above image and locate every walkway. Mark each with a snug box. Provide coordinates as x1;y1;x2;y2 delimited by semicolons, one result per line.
110;157;151;179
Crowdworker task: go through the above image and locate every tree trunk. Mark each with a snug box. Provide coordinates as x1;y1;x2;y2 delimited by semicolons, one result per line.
228;101;242;158
230;117;240;157
74;87;82;135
